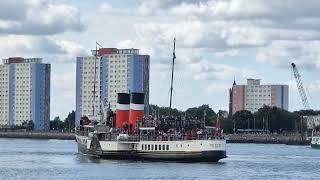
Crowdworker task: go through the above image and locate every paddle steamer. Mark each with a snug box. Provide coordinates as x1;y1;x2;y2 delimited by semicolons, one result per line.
75;39;227;162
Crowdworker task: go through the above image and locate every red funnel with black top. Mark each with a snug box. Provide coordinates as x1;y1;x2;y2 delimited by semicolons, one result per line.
116;93;130;128
129;93;144;133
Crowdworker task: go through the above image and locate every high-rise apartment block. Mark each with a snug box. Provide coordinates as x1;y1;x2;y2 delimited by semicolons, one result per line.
229;79;288;115
0;57;50;131
76;48;150;126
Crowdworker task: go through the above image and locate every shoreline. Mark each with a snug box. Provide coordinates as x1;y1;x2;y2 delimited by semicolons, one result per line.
226;134;310;145
0;131;75;140
0;132;311;145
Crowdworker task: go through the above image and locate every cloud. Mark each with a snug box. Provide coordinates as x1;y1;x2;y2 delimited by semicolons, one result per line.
171;0;320;23
0;0;28;21
0;0;85;35
205;83;231;93
51;71;75;93
51;70;76;118
99;2;112;14
131;0;320;73
0;35;88;63
307;80;320;93
256;40;320;70
137;0;210;16
187;60;256;81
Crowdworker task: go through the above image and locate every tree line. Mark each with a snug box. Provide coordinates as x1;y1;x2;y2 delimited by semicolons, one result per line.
150;104;319;134
50;110;75;132
48;105;319;133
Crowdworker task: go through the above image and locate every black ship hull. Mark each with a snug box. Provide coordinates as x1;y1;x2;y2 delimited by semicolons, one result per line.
77;145;226;162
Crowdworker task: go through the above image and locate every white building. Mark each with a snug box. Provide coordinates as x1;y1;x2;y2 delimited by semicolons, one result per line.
0;57;50;131
230;79;288;114
76;48;150;126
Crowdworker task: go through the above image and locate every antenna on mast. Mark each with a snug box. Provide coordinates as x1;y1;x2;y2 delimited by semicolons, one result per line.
169;38;176;116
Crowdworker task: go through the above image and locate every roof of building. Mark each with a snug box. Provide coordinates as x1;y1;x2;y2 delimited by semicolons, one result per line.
2;57;42;64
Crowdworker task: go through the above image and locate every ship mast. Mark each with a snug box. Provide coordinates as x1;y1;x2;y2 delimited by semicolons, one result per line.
92;42;102;116
169;38;176;116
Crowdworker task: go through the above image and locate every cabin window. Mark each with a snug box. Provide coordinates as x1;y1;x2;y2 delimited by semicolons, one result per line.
148;145;150;150
142;144;144;150
159;145;161;150
163;144;165;150
155;145;157;150
151;145;154;150
145;144;147;150
166;145;169;151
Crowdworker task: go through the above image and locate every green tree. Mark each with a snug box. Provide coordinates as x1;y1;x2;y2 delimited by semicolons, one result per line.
26;120;34;131
50;116;64;131
149;104;183;117
220;116;234;133
185;105;216;126
63;111;75;132
254;105;299;132
21;120;34;131
233;110;253;130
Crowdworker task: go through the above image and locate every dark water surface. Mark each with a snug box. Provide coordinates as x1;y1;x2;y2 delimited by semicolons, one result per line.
0;138;319;180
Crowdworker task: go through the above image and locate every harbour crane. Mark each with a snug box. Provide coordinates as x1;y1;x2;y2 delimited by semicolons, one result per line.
291;63;316;129
291;63;311;110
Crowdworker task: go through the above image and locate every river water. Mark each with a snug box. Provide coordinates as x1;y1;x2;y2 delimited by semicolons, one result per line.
0;138;319;180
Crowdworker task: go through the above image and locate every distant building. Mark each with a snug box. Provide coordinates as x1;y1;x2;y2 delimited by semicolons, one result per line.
229;79;288;115
76;48;150;126
0;57;50;131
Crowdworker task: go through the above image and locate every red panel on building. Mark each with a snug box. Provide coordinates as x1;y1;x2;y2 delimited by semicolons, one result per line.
8;57;24;64
98;48;115;56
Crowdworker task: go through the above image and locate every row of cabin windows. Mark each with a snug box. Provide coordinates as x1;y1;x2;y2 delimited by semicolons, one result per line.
142;144;169;151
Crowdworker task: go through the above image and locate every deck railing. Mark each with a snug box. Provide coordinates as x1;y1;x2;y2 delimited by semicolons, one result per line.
76;129;224;142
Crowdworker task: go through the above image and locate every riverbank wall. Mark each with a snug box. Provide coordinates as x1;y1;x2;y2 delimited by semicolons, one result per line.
226;134;310;145
0;131;75;140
